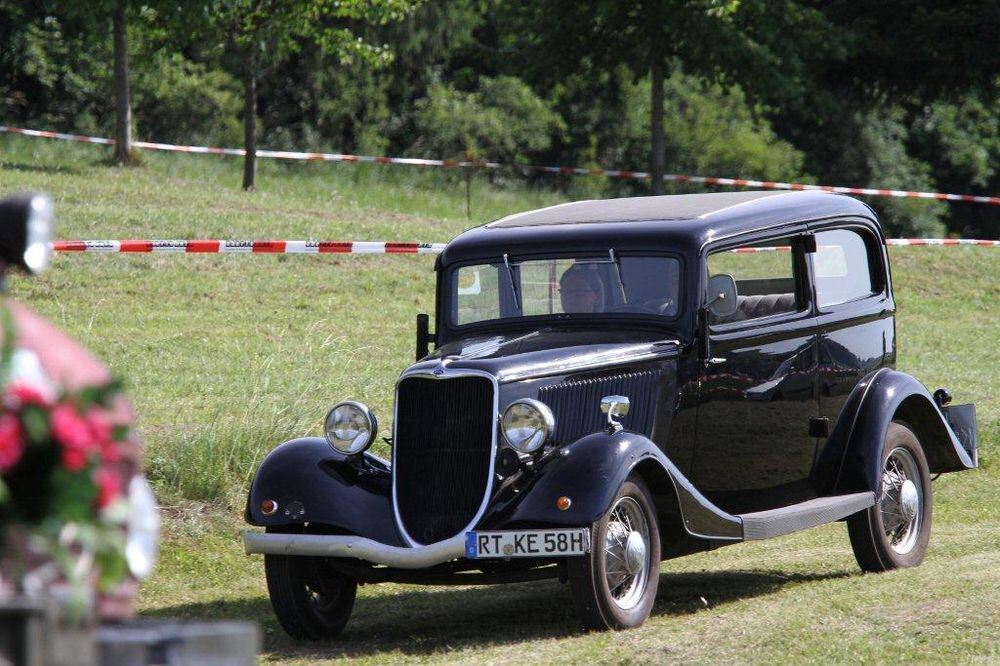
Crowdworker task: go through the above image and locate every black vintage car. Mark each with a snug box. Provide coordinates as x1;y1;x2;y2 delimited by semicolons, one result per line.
244;191;978;636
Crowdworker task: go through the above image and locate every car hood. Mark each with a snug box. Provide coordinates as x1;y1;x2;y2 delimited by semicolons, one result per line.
410;328;685;383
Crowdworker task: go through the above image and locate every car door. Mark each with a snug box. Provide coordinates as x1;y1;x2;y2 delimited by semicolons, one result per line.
689;232;820;515
808;223;895;492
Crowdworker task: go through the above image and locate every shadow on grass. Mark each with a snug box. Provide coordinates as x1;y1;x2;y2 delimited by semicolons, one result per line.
0;160;85;175
143;567;853;660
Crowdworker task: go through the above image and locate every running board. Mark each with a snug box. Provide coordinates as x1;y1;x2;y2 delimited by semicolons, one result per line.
738;492;875;540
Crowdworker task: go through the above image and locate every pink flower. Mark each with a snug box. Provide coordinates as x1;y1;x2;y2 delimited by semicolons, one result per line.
0;413;24;472
7;382;49;408
86;409;113;445
101;440;123;464
51;403;97;451
51;404;99;471
94;467;122;509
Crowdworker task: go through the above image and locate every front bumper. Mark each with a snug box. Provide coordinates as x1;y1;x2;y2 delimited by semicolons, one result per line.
243;531;465;569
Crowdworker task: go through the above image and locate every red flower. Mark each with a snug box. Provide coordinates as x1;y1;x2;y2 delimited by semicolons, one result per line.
101;440;123;464
0;413;24;472
62;446;88;472
94;467;122;509
7;382;49;408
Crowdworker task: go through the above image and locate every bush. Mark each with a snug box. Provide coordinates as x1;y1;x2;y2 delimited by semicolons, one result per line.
132;53;242;147
413;76;565;162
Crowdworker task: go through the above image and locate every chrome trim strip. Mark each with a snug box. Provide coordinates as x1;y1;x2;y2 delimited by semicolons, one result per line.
243;531;465;569
391;367;500;548
495;341;681;383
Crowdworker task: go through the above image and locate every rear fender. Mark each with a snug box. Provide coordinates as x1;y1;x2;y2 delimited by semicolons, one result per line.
480;430;743;540
823;370;977;494
245;437;403;547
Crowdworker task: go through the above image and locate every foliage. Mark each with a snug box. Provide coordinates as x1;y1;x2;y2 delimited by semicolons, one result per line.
132;53;243;146
413;76;564;162
0;0;995;234
618;72;806;184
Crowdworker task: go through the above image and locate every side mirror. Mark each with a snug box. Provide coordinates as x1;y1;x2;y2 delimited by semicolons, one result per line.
0;193;53;276
706;274;738;319
415;313;434;361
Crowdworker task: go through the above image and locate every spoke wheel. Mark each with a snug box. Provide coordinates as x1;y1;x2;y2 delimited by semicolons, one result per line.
847;421;933;572
880;447;922;555
568;476;660;630
604;497;651;610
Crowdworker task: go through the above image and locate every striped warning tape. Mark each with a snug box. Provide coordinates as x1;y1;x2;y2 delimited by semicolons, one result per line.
52;240;446;254
4;125;999;206
50;239;998;254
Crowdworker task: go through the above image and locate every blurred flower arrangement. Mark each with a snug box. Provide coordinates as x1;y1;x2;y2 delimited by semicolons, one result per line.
0;374;131;615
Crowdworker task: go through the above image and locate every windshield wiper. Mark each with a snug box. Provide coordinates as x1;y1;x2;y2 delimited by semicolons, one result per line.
503;253;521;313
609;248;627;302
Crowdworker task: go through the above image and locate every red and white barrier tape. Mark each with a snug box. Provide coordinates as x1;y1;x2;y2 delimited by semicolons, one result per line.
52;240;446;254
5;125;999;206
50;239;998;254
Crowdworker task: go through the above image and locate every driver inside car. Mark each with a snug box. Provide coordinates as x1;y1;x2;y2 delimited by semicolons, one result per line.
559;264;604;313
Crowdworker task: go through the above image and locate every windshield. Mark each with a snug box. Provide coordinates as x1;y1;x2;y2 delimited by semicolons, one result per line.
450;254;680;327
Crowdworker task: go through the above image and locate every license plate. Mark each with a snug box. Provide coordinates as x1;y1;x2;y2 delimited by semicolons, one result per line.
465;528;590;559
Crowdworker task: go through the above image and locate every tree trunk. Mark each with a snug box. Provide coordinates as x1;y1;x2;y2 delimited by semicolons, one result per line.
112;0;132;165
242;45;258;191
649;60;665;196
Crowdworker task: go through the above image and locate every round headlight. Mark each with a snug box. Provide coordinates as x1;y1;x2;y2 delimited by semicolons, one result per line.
501;398;555;454
125;475;160;580
325;401;377;455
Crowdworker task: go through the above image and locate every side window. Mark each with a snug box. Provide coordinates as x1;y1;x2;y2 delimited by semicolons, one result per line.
706;237;801;325
814;229;875;307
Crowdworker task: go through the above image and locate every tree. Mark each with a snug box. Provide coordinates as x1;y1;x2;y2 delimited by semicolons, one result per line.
218;0;420;191
508;1;836;194
111;0;132;164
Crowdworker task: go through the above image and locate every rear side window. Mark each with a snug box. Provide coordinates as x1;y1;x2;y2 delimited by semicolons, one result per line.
706;237;801;324
814;229;875;307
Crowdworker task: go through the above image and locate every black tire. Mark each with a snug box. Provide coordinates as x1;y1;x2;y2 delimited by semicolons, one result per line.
264;527;358;640
568;475;661;630
847;421;933;572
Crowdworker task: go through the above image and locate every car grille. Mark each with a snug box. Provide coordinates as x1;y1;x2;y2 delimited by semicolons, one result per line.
539;369;660;444
393;374;495;545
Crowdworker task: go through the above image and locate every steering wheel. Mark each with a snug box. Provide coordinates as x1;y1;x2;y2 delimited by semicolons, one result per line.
606;298;675;315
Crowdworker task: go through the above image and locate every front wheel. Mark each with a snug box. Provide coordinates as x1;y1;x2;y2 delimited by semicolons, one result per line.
264;528;357;640
846;421;933;572
568;476;661;630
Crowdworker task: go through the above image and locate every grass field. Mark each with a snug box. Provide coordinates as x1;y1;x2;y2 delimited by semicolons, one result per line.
2;134;998;663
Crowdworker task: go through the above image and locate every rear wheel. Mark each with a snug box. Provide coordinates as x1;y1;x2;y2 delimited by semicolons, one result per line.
568;476;660;630
847;421;933;572
264;527;357;640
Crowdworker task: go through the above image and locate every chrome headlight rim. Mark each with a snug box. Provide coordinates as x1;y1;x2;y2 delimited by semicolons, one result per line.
324;400;378;455
500;398;555;454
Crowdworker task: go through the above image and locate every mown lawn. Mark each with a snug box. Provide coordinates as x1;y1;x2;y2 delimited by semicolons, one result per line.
2;134;997;663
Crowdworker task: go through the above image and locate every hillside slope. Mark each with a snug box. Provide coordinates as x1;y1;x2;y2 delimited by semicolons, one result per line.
2;135;998;663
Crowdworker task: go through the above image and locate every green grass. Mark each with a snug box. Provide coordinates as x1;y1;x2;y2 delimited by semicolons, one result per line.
2;133;998;663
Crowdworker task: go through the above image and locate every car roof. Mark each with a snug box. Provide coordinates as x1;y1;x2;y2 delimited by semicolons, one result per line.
440;191;878;265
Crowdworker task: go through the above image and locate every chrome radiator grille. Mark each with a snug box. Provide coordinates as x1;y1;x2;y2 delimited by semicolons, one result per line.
393;374;495;545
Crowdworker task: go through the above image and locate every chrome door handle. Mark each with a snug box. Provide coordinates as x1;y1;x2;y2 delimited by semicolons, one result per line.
707;357;727;365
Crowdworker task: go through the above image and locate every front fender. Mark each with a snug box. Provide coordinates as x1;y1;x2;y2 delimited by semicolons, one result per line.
825;369;977;494
245;437;403;547
479;430;743;540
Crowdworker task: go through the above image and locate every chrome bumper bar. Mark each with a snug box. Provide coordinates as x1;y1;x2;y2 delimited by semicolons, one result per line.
243;531;466;569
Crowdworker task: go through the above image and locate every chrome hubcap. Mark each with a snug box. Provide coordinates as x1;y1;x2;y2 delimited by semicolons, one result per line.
880;447;923;555
603;496;650;610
